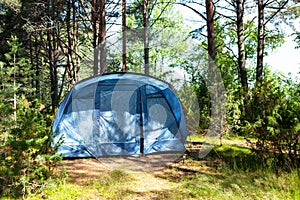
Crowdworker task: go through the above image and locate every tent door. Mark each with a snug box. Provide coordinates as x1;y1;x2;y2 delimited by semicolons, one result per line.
93;83;141;156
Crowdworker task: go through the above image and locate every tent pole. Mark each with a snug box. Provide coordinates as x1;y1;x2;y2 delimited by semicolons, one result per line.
139;87;144;156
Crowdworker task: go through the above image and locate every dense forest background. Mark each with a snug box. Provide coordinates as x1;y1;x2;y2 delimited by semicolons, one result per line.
0;0;300;197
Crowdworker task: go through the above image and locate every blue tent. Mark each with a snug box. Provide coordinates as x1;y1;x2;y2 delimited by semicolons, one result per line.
52;73;187;158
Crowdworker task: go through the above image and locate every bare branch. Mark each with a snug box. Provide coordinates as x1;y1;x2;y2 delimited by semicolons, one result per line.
215;11;236;21
175;2;207;21
223;44;238;60
244;16;256;30
264;0;276;7
264;0;289;25
224;0;236;8
150;1;172;28
216;5;236;13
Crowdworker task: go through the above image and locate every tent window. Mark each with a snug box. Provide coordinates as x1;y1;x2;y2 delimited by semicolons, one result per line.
145;85;178;136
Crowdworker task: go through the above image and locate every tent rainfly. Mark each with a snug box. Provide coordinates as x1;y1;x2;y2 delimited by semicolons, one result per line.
52;73;188;158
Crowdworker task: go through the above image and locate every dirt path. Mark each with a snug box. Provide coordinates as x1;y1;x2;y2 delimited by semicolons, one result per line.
59;157;179;192
57;139;249;198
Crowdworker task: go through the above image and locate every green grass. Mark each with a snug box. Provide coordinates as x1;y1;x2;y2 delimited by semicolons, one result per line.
2;137;300;200
20;170;131;200
27;166;299;200
176;170;300;200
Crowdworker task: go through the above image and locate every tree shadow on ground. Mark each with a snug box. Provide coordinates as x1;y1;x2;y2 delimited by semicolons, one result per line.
154;143;266;183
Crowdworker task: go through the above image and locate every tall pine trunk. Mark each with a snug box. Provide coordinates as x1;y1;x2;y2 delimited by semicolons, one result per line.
66;0;80;84
92;0;107;75
143;0;149;75
73;0;80;81
13;51;17;122
47;0;58;112
122;0;127;72
66;0;74;85
206;0;215;62
236;0;248;93
99;0;106;74
256;0;264;83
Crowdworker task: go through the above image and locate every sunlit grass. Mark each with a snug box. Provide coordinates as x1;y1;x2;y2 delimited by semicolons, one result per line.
19;167;300;200
22;169;131;200
174;169;300;200
12;139;300;200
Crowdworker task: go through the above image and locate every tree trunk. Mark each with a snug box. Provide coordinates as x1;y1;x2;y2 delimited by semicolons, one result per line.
64;0;79;85
206;0;215;62
256;0;264;83
36;32;42;98
99;0;106;75
122;0;127;72
13;52;17;122
236;0;248;94
66;0;74;85
92;0;106;75
143;0;149;75
73;0;80;81
92;0;98;75
47;0;58;112
29;33;34;97
92;0;98;49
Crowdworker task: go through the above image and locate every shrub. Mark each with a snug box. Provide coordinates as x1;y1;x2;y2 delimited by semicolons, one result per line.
243;73;300;170
0;95;61;198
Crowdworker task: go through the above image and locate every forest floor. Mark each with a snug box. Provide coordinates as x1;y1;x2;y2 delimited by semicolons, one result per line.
28;137;299;200
60;137;246;188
